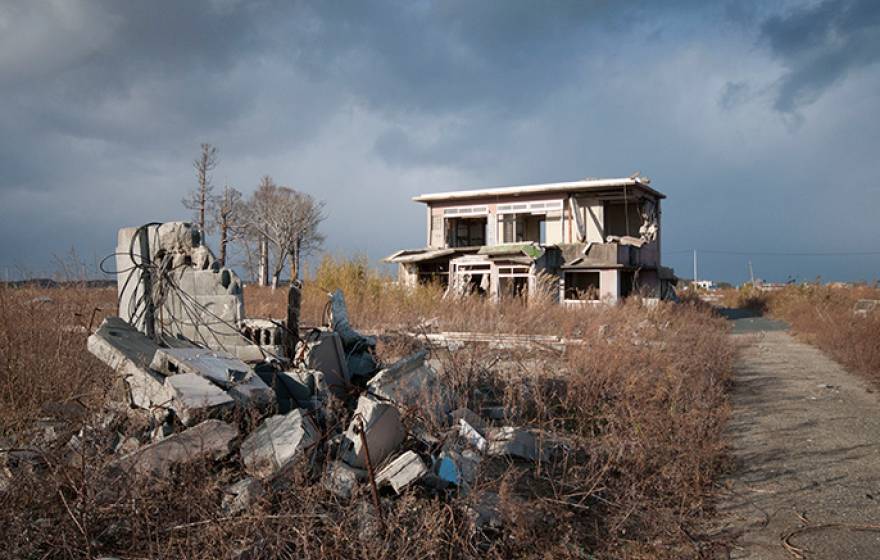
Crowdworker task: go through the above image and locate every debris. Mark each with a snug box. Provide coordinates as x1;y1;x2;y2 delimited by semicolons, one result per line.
340;396;405;469
240;409;319;479
87;316;170;409
367;350;451;419
165;373;234;426
459;419;488;452
324;460;365;499
466;492;503;532
150;348;251;388
299;331;350;398
449;407;484;430
436;449;481;489
375;450;428;494
115;419;237;477
222;477;265;515
328;289;378;377
486;427;549;462
114;435;140;455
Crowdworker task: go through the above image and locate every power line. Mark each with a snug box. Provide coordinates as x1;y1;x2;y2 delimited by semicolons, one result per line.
665;249;880;257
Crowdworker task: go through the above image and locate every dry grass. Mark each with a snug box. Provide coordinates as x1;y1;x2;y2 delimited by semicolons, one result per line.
1;260;735;559
735;284;880;382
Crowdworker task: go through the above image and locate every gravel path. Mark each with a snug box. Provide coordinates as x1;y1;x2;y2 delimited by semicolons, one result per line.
717;326;880;559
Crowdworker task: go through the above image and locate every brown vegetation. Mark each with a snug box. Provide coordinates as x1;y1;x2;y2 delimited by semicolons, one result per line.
724;283;880;382
1;261;734;559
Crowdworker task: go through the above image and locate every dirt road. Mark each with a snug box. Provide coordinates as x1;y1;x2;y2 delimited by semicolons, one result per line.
717;316;880;559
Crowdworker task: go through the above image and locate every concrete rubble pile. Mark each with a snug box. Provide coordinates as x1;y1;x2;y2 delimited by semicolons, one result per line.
1;221;568;541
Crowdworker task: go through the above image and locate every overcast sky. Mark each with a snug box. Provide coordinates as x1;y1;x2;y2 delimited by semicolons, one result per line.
1;0;879;283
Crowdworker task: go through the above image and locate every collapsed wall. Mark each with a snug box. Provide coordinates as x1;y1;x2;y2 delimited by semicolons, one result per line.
115;222;280;360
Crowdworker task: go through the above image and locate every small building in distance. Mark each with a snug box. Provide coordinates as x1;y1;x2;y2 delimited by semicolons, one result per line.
385;176;676;304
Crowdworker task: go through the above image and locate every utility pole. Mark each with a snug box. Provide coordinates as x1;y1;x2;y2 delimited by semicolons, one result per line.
693;249;698;283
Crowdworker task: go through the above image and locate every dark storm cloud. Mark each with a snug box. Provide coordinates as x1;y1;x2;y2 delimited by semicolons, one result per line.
0;1;878;283
760;0;880;113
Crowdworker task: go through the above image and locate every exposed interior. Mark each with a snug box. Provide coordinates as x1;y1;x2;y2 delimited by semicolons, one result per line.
564;271;601;301
446;217;486;247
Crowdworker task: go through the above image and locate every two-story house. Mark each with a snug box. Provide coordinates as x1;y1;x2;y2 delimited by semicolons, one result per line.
385;176;677;304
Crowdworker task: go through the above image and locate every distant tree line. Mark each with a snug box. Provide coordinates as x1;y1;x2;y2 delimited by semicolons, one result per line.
183;143;325;287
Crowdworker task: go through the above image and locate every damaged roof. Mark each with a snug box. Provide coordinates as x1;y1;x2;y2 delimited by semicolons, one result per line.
384;247;477;264
477;243;544;260
413;177;665;203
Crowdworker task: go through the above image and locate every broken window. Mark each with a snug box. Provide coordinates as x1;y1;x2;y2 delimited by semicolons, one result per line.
416;261;449;287
497;263;531;298
500;214;544;243
604;202;643;238
447;217;486;247
564;271;600;301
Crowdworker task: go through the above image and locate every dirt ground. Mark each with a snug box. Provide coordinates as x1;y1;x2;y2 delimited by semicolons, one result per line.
716;315;880;559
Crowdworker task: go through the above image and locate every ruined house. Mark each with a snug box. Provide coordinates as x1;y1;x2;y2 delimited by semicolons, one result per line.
386;177;676;303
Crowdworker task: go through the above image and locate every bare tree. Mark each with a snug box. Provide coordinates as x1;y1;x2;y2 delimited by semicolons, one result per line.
241;176;325;288
211;185;244;267
183;143;219;233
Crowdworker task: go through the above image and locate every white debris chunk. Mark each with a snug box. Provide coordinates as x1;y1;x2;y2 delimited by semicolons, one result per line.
459;419;487;452
340;396;406;469
375;450;428;494
222;477;265;515
240;410;319;479
87;317;171;409
486;427;549;462
115;419;237;477
165;373;234;426
367;350;450;419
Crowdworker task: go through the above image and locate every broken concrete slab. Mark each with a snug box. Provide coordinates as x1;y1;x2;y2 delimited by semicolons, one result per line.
165;373;234;426
375;450;428;494
240;409;319;479
367;350;450;419
300;331;349;397
222;477;265;515
340;395;406;470
486;427;548;462
88;316;171;409
115;419;237;477
227;374;275;409
150;348;250;388
324;460;365;499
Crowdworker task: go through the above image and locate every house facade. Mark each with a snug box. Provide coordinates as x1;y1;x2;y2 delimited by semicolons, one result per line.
385;177;676;304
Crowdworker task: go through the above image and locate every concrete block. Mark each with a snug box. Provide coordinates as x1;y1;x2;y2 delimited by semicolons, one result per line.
87;317;172;409
222;477;265;515
367;350;450;419
375;450;428;494
227;374;274;409
240;410;319;479
340;396;406;469
115;419;237;477
486;427;548;462
165;373;234;426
